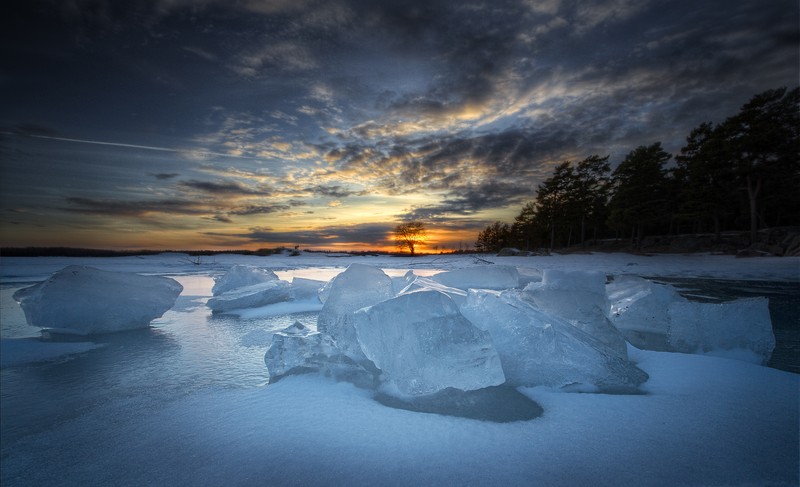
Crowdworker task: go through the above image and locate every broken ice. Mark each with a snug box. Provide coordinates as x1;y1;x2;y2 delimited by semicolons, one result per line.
13;265;183;335
352;290;505;396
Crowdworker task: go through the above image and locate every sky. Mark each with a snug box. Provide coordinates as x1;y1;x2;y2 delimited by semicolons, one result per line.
1;0;798;252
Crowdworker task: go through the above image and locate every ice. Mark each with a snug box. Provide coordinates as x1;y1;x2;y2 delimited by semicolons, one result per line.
431;264;519;290
212;265;278;295
608;276;775;363
289;277;325;300
265;322;376;388
460;289;649;391
397;275;468;306
12;265;183;335
668;297;775;364
607;275;683;351
351;290;505;396
391;270;417;294
206;279;292;312
316;263;394;359
522;270;628;358
0;338;104;368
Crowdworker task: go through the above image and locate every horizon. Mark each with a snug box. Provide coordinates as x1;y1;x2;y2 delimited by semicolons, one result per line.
1;0;798;251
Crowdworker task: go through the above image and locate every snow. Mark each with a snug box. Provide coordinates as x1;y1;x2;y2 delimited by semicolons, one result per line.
352;290;505;396
12;265;183;335
0;252;798;486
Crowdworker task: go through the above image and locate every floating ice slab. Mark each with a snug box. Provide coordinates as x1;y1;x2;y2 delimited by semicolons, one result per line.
523;270;628;358
316;264;394;359
265;322;376;388
207;280;292;312
668;297;775;364
607;276;683;351
352;290;505;396
461;289;648;391
289;277;325;300
212;265;278;296
12;266;183;335
432;265;519;290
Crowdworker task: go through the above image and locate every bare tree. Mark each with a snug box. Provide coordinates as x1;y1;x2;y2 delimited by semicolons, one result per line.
394;221;427;256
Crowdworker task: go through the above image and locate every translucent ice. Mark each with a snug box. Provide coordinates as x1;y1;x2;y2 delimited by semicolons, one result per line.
523;270;628;358
607;276;683;351
460;289;648;391
351;290;505;396
431;265;519;290
398;275;468;306
212;265;279;296
265;322;376;388
316;264;394;359
289;277;325;300
12;265;183;335
668;297;775;364
207;280;292;312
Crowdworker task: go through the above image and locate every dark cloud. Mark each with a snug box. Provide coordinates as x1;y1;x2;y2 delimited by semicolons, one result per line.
228;204;294;216
179;180;264;196
150;172;180;180
214;222;396;246
65;197;207;217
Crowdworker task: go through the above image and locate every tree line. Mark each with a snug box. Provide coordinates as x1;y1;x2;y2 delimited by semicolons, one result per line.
476;87;800;252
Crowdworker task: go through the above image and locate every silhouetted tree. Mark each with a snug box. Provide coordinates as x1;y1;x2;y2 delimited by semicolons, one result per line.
475;221;512;252
608;143;672;248
394;221;427;256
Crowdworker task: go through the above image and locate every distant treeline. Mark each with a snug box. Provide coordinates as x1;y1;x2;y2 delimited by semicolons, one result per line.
476;87;800;252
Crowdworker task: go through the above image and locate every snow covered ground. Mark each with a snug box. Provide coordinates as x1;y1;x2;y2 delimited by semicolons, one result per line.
1;252;798;486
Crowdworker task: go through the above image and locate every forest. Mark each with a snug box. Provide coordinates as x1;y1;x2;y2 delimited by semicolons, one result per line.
475;87;800;253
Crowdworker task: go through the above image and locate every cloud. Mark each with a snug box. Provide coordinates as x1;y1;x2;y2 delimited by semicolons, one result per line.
179;179;265;196
150;172;180;180
219;222;396;246
65;197;207;217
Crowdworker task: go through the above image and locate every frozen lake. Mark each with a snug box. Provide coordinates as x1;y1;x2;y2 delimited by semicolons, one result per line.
1;253;798;486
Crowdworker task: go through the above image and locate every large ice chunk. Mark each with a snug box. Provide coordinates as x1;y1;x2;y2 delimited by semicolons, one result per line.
668;297;775;364
12;265;183;335
316;264;394;359
398;275;468;306
207;280;292;312
431;265;519;290
607;276;683;351
607;276;775;364
523;270;628;358
351;290;505;396
212;265;278;296
460;289;648;392
264;322;376;388
289;277;325;301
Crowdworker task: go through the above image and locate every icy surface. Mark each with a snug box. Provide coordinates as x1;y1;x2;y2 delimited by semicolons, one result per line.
397;275;468;306
523;270;628;357
352;291;505;396
0;338;103;368
288;277;325;300
316;263;394;359
212;265;278;296
432;264;519;290
12;265;183;335
0;254;797;487
607;276;684;350
668;297;775;363
265;322;375;388
461;289;648;391
206;279;292;312
609;276;776;363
